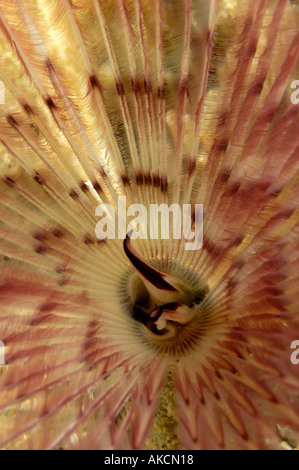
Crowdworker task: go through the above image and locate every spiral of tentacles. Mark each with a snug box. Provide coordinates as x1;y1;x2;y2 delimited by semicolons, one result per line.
0;0;299;451
120;235;210;356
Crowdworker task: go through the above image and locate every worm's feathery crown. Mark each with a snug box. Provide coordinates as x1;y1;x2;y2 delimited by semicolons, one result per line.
0;0;298;450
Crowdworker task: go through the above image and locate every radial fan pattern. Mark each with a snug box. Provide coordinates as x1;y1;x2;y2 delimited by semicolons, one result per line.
0;0;298;450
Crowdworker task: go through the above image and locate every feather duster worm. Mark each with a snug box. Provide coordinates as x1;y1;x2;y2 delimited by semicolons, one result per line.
0;0;298;450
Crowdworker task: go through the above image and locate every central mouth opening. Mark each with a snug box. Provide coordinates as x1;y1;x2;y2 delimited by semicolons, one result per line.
123;235;209;351
129;272;206;338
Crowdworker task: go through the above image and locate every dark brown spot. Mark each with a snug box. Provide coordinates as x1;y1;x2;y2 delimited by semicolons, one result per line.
244;17;253;34
153;174;161;188
33;172;44;185
45;97;56;110
232;258;245;270
227;279;238;295
39;302;57;313
89;320;99;329
248;40;257;57
215;139;229;152
83;339;97;353
46;58;54;72
80;181;88;192
58;277;69;287
4;177;15;187
23;103;33;115
266;286;284;297
179;77;188;97
121;174;130;186
184;397;191;407
203;238;222;257
84;235;94;246
16;393;26;400
225;181;241;196
263;107;276;123
77;290;90;304
7;115;18;127
69;190;79;200
52;229;64;239
145;173;151;185
90;74;101;91
131;78;140;94
99;168;107;180
34;245;48;255
188;159;196;177
40;408;50;418
116;81;125;96
230;235;244;248
261;273;286;285
158;86;165;100
250;79;265;96
144;79;152;94
33;232;48;243
135;172;143;186
267;296;287;312
93;181;101;192
264;258;286;271
218;112;228;127
161;176;168;193
245;181;271;197
218;170;231;184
